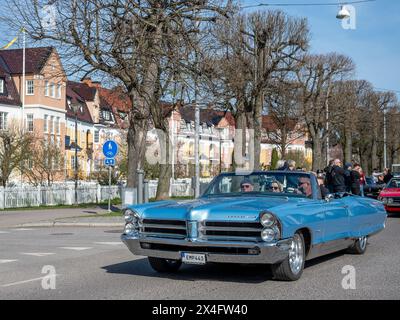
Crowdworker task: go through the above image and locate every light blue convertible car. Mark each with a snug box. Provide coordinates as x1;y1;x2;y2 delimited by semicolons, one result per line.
121;171;387;281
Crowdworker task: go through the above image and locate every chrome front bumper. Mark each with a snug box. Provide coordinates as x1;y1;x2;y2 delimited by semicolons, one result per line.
121;233;292;264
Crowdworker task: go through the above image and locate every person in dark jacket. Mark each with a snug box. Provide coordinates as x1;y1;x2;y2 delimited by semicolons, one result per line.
344;162;352;192
384;168;393;184
350;163;362;196
324;160;334;193
316;170;330;198
331;159;346;193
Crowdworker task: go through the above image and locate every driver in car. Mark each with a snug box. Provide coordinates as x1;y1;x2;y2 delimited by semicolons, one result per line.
240;179;254;193
298;177;312;198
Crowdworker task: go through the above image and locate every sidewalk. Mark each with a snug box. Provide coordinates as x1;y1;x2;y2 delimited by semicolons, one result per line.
0;205;124;228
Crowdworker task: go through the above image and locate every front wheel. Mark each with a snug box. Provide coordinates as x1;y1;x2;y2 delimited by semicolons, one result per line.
271;232;305;281
347;236;368;254
148;257;182;273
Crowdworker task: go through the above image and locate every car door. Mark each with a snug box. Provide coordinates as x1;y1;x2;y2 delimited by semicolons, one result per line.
324;198;350;242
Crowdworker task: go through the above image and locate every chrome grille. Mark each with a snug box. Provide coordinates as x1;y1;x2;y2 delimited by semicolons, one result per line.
392;197;400;204
140;219;187;239
200;221;262;242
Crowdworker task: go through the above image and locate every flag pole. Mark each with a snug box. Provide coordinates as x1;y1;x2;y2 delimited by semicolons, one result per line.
21;27;25;132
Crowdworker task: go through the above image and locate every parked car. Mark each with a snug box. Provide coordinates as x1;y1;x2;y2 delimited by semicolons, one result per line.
121;171;387;281
363;176;386;199
378;177;400;214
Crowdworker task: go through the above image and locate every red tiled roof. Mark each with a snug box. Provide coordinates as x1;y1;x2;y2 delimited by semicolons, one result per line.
68;81;97;101
65;85;93;124
0;47;53;74
98;87;131;113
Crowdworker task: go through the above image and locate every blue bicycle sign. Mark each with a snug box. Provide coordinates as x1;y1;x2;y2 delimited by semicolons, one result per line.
102;140;118;158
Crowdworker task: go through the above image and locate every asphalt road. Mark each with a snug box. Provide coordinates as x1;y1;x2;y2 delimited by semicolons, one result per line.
1;216;400;300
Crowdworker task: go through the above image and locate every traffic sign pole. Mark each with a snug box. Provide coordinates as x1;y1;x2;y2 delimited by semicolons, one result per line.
108;165;112;213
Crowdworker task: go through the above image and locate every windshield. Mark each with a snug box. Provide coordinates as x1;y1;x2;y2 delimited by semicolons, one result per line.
387;179;400;188
202;172;313;198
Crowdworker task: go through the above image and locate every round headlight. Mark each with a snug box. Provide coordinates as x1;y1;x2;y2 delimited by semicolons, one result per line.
124;223;136;234
124;209;139;224
260;212;275;227
382;198;388;204
388;198;394;204
261;228;276;242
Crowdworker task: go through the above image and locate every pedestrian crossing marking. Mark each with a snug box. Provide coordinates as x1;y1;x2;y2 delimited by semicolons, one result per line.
94;242;123;246
0;259;18;264
59;247;92;251
20;253;55;257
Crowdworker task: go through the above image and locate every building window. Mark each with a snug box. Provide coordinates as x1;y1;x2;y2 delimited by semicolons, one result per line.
27;114;34;132
56;117;60;135
50;83;55;98
0;78;4;94
94;130;100;143
44;114;48;133
57;84;62;99
50;116;54;133
44;81;49;96
26;80;34;95
0;112;7;130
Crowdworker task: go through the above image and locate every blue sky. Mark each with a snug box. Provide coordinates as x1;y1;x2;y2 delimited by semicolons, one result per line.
241;0;400;97
1;0;399;97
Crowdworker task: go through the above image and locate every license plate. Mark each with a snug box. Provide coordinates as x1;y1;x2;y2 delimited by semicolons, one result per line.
181;252;206;265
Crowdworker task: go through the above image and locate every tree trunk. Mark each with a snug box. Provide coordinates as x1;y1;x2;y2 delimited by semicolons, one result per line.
344;126;353;164
155;126;172;200
126;113;148;188
252;94;263;171
233;111;247;170
311;134;323;171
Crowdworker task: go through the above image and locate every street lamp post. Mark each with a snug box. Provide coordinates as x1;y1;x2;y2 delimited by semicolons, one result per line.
217;127;224;174
384;107;387;169
70;103;80;205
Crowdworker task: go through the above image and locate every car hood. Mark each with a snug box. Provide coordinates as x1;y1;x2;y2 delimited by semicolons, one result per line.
380;188;400;197
135;196;301;222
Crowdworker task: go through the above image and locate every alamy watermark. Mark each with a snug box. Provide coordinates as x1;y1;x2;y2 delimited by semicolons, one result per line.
341;265;356;290
41;265;57;290
41;1;58;31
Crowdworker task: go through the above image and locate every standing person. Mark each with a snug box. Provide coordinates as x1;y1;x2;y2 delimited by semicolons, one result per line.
277;160;288;171
359;166;366;197
372;168;380;183
376;174;386;186
316;170;330;198
331;159;346;193
324;160;334;193
344;162;352;192
350;163;362;196
287;160;296;171
383;168;393;184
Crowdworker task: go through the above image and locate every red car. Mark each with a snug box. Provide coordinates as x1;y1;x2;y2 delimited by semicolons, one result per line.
379;177;400;213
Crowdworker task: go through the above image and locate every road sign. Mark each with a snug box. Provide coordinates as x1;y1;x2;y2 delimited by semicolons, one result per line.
102;140;118;158
104;158;115;167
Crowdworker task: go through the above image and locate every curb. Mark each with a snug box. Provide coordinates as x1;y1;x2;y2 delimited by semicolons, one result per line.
16;222;124;228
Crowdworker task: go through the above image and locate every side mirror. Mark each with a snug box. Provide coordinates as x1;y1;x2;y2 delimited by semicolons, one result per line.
325;194;335;202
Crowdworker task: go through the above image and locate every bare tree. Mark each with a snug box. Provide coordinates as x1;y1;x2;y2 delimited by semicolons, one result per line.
4;0;229;194
23;139;65;186
0;122;35;187
296;53;355;171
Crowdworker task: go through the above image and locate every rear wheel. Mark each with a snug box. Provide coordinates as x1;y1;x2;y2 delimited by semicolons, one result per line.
271;232;305;281
347;236;368;254
148;257;182;273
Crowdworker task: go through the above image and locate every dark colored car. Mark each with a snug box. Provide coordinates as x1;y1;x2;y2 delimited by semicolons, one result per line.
364;177;385;199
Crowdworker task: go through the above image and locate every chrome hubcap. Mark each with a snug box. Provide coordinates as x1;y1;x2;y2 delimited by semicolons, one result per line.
289;234;304;275
359;236;367;250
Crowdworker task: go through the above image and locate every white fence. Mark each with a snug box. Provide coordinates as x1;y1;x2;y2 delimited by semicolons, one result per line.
0;178;214;210
0;185;121;210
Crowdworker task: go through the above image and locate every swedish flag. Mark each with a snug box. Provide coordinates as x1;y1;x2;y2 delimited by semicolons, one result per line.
1;28;25;50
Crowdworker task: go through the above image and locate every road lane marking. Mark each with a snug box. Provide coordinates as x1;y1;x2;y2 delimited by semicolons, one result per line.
0;259;18;264
1;275;59;288
59;247;92;251
12;228;34;231
0;231;11;234
94;242;123;246
21;253;55;257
